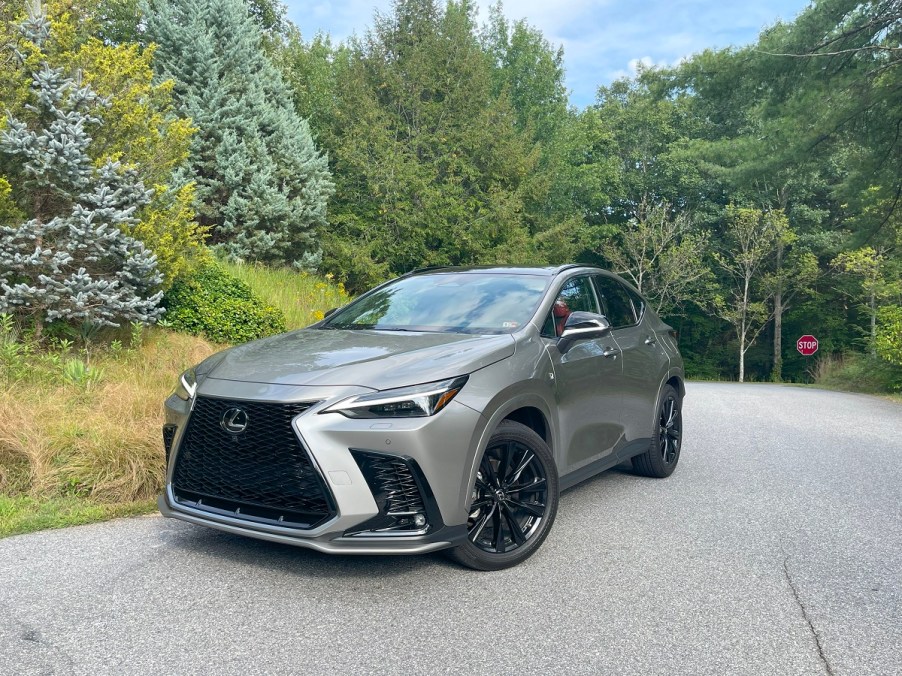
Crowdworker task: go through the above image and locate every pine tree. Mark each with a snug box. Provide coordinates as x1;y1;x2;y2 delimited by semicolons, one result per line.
143;0;333;266
0;8;163;334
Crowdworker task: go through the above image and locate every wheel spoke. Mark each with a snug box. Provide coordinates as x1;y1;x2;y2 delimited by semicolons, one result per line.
480;453;499;487
492;504;505;553
470;498;492;511
470;503;495;542
501;503;526;546
506;449;535;487
507;499;545;517
497;441;513;485
666;399;676;426
510;476;546;494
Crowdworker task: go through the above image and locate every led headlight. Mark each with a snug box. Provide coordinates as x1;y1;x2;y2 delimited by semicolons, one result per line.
323;376;468;418
174;368;197;400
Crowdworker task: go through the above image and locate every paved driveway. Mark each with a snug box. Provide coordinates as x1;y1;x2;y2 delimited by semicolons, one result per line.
2;383;900;675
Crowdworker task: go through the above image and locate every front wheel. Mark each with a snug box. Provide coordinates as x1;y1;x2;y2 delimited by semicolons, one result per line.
447;420;559;571
632;384;683;478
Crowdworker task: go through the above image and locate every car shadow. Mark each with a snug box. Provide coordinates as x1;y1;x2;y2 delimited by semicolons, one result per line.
165;523;449;578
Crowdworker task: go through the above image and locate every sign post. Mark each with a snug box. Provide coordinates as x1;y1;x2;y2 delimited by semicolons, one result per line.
797;335;819;356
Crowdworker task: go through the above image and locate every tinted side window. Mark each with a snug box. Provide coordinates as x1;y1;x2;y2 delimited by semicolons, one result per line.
542;276;600;337
626;288;646;322
593;276;636;328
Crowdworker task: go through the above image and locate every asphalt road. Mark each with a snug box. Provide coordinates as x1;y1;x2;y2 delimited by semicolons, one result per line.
2;383;901;675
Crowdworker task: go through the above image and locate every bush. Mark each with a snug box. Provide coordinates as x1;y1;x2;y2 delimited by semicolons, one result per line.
876;305;902;366
812;352;902;393
162;262;286;343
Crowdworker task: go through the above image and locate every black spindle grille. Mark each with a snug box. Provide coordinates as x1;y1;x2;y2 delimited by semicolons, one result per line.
172;397;333;528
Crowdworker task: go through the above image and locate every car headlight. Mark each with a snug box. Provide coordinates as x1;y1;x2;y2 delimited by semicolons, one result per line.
322;376;468;418
174;368;197;401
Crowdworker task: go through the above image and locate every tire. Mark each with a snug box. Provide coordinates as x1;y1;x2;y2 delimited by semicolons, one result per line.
447;420;559;571
632;384;682;478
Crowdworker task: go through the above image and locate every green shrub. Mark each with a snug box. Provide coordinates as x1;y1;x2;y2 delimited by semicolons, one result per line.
162;262;286;343
812;352;902;393
876;305;902;366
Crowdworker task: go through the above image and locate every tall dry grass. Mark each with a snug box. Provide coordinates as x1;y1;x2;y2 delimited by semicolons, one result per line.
0;329;215;503
222;261;352;329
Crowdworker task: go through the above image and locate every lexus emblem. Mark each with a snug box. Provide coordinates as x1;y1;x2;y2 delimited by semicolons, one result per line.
221;407;249;434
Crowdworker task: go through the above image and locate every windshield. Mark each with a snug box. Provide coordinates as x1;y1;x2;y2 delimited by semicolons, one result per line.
321;273;549;334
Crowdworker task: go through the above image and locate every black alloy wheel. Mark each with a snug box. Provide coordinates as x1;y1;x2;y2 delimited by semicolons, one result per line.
448;420;558;570
659;393;680;464
632;384;683;478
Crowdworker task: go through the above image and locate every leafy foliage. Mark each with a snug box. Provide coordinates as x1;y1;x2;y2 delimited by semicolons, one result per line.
599;201;711;317
876;305;902;366
161;262;285;343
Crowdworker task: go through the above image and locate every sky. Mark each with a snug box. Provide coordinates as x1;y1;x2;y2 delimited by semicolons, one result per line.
282;0;813;108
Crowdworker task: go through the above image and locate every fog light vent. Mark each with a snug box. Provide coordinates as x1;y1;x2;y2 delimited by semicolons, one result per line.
347;450;433;535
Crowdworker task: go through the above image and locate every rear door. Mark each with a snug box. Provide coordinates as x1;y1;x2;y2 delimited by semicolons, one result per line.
593;274;669;443
542;275;626;472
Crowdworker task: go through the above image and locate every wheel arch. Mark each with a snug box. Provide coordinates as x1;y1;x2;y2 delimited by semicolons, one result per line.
666;373;685;398
501;405;551;449
457;392;557;525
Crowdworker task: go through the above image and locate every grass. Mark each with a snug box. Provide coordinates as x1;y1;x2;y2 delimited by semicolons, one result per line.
808;351;902;395
0;496;156;538
222;261;351;329
1;268;349;538
0;329;216;531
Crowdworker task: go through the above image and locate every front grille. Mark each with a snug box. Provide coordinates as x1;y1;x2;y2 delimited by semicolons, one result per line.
172;397;333;529
349;450;429;533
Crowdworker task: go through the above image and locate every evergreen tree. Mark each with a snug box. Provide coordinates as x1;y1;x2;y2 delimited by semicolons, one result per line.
143;0;333;266
0;9;163;334
306;0;537;291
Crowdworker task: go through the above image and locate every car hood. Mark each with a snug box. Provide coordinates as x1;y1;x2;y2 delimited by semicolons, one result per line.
204;328;515;390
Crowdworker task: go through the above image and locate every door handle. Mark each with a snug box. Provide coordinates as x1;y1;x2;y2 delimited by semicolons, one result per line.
602;346;621;358
644;335;657;346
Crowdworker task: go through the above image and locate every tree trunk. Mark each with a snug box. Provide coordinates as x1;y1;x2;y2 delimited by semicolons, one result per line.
739;321;746;383
870;289;877;358
773;189;788;383
772;239;784;382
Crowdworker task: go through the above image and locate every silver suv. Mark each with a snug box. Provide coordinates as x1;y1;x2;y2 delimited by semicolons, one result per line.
159;266;685;569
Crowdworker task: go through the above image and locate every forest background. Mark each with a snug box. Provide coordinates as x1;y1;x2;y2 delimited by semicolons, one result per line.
0;0;900;531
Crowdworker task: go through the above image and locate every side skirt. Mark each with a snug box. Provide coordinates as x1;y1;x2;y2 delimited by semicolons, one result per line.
559;438;652;492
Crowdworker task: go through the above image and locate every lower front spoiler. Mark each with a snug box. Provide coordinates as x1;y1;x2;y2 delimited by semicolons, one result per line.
158;495;467;555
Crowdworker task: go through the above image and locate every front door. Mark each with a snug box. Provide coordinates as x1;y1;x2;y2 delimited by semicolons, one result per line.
541;275;626;472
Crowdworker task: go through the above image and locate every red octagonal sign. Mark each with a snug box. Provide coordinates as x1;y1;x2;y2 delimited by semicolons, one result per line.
797;335;819;356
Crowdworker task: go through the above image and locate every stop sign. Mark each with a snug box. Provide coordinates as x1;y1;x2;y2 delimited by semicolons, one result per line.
797;335;819;356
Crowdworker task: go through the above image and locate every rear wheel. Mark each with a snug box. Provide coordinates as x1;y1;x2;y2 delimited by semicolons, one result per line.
632;384;682;478
447;420;559;571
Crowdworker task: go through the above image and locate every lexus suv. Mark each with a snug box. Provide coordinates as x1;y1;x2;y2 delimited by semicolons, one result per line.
159;266;685;570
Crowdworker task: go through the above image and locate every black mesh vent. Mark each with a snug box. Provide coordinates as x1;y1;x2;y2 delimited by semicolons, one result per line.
172;397;333;528
162;424;177;463
348;451;431;534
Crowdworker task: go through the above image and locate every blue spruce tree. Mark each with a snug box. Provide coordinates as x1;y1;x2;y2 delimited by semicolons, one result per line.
143;0;334;266
0;9;163;334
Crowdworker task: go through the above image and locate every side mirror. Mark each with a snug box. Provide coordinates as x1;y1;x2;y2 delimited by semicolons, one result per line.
558;311;612;353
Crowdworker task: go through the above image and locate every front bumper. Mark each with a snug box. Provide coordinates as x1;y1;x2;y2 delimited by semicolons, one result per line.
157;493;466;554
160;379;484;554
